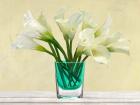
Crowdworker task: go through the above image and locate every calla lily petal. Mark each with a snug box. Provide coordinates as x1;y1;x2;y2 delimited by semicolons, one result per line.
37;12;52;34
56;19;73;39
12;34;38;49
93;32;122;46
12;33;47;52
24;11;46;37
95;15;112;37
55;11;83;40
68;12;83;29
81;11;97;29
23;11;54;42
92;45;110;64
77;28;95;56
107;38;129;55
54;7;66;20
78;28;95;47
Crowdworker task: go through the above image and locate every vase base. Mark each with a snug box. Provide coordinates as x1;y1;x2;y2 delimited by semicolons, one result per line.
57;95;83;99
56;85;83;99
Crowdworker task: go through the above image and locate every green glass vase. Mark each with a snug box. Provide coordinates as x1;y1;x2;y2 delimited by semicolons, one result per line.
55;62;85;98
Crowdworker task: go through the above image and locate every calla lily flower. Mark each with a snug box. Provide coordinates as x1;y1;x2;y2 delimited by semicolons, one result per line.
81;11;97;30
37;12;52;33
55;11;83;40
95;15;112;37
78;28;110;64
94;31;129;55
12;11;54;52
78;28;94;49
107;37;129;55
12;32;48;52
12;33;38;50
77;20;129;64
92;45;110;64
93;16;129;55
23;11;53;41
12;35;38;49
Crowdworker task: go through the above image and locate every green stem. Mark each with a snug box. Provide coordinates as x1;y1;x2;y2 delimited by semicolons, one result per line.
73;48;83;62
61;63;80;82
57;64;67;88
44;49;58;61
54;46;61;61
73;48;78;61
70;40;73;60
48;43;58;60
66;39;71;61
49;43;56;55
52;38;68;61
77;55;82;62
41;37;68;61
82;55;88;62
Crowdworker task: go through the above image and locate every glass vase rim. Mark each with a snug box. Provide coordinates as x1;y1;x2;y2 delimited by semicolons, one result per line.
55;61;85;63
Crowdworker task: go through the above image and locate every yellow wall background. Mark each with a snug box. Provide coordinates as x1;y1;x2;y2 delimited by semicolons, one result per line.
0;0;138;91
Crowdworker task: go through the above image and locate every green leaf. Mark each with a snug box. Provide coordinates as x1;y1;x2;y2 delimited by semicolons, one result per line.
35;45;47;52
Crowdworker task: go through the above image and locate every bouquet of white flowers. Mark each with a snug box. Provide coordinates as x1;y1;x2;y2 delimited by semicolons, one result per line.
12;9;129;98
12;10;129;64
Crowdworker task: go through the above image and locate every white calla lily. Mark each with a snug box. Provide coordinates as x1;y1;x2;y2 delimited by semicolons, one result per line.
56;19;73;39
77;25;129;64
24;11;53;40
37;12;52;34
55;11;83;40
12;11;53;51
92;45;110;64
93;32;120;46
107;38;129;55
12;33;38;49
77;28;110;64
24;11;46;37
81;11;97;29
95;15;112;37
12;32;48;52
94;32;129;55
78;28;94;47
93;16;129;55
78;28;94;55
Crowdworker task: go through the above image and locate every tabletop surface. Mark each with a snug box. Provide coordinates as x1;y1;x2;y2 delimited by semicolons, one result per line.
0;91;140;103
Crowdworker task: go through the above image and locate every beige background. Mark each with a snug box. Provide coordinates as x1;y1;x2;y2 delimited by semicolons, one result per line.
0;0;138;91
